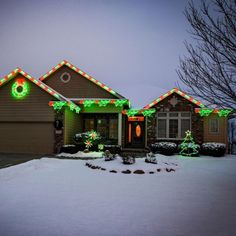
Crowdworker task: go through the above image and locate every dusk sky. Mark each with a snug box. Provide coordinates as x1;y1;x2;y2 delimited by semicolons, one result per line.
0;0;193;107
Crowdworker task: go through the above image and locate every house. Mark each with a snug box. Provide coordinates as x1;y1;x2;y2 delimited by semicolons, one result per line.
0;61;232;154
123;88;232;149
0;61;130;154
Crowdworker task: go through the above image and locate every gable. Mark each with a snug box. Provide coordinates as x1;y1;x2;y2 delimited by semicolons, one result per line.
144;88;205;109
0;74;57;122
39;60;125;99
153;93;201;112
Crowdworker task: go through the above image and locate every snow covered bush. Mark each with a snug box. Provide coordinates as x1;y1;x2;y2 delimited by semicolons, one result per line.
122;156;135;165
103;150;116;161
150;142;177;155
145;152;157;164
201;142;226;157
103;145;121;154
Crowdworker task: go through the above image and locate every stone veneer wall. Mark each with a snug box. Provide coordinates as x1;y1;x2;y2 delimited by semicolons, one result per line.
146;93;204;147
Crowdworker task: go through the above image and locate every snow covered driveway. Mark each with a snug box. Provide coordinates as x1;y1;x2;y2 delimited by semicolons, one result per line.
0;155;236;236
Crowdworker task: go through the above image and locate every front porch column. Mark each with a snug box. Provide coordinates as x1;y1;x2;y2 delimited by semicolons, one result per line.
118;113;122;146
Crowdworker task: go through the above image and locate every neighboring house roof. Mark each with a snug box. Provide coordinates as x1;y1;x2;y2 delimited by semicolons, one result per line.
143;87;205;109
39;60;125;99
0;67;81;112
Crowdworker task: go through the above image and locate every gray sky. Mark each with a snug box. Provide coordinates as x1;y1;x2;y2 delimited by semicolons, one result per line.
0;0;192;107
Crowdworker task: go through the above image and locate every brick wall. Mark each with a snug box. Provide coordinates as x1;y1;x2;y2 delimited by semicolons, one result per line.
146;93;203;146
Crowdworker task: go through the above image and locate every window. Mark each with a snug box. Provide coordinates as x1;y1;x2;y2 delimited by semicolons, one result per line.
209;118;219;133
83;114;118;144
157;120;166;138
109;119;118;139
60;72;71;83
157;112;191;139
169;119;178;138
84;118;94;131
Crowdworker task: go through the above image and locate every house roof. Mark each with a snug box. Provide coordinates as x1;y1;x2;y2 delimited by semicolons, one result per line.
0;67;81;112
39;60;125;99
143;87;205;109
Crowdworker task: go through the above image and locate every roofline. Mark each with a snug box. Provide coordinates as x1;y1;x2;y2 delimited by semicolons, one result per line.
0;67;81;111
39;60;126;99
143;87;205;109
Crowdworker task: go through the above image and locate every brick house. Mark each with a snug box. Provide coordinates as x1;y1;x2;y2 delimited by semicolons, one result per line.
0;61;232;154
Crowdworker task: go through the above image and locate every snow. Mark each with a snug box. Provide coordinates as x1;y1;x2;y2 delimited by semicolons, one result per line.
86;155;178;173
0;154;236;236
57;151;103;158
202;142;226;149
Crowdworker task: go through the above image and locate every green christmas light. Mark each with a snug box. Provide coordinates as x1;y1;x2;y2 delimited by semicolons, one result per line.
199;109;213;117
98;100;110;107
115;100;127;107
12;79;29;98
217;109;232;117
83;100;95;107
179;130;199;157
142;109;155;117
52;101;67;110
126;109;139;117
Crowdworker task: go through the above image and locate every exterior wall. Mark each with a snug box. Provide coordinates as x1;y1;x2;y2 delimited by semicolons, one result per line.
0;74;55;122
42;66;118;99
64;108;83;144
146;93;204;146
81;105;123;113
122;115;126;148
203;114;228;144
0;74;57;154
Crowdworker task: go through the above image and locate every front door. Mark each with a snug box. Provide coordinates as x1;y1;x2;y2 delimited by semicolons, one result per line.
126;116;145;148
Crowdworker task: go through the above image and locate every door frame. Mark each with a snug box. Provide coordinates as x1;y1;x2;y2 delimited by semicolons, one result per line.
125;116;145;148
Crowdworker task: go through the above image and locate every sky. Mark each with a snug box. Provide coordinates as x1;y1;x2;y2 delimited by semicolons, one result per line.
0;0;192;107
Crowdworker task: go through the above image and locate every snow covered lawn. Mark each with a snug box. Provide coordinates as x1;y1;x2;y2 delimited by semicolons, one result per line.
0;155;236;236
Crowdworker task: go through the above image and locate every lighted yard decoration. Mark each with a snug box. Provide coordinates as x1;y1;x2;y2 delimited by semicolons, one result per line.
84;130;101;150
179;130;199;157
12;79;29;98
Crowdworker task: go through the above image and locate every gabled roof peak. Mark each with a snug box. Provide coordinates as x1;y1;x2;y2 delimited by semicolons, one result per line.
143;87;205;109
39;60;125;99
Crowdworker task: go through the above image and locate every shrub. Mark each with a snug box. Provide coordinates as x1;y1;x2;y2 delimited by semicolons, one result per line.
73;131;101;151
122;156;135;164
103;145;121;154
150;142;177;155
201;142;226;157
60;145;78;154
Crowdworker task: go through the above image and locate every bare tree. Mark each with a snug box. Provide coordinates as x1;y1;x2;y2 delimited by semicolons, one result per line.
177;0;236;109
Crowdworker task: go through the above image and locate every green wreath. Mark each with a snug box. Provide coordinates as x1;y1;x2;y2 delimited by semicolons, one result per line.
12;79;29;98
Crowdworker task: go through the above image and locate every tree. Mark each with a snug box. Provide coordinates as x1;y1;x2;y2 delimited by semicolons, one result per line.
177;0;236;109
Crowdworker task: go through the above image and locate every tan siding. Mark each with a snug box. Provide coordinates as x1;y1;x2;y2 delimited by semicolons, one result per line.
0;122;54;154
0;74;55;122
43;66;117;99
203;114;227;144
64;108;83;144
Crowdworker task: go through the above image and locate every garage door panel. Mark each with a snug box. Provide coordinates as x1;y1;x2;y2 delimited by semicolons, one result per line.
0;122;54;154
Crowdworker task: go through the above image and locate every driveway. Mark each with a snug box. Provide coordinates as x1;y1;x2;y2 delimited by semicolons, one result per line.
0;153;47;169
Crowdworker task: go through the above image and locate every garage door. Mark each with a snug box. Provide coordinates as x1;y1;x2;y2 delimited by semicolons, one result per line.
0;122;54;154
